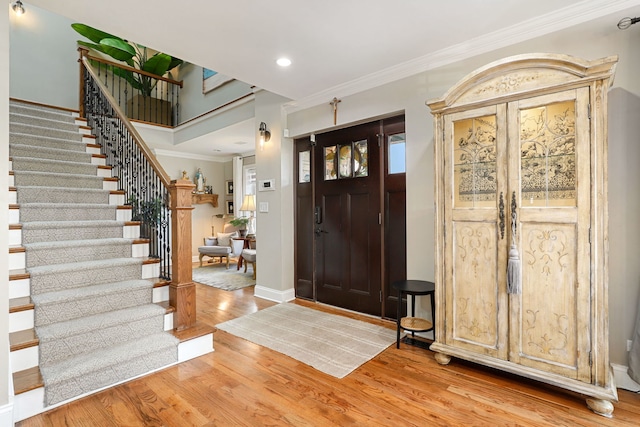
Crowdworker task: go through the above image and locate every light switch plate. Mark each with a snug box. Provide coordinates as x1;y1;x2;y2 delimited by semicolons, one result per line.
259;202;269;213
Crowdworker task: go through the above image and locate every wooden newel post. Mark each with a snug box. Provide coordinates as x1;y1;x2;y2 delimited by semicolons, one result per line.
168;174;196;331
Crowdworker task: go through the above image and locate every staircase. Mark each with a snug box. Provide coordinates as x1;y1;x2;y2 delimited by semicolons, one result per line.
7;100;212;421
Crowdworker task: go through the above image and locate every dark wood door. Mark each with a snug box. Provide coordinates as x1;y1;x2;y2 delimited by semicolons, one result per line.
294;116;406;318
313;121;382;316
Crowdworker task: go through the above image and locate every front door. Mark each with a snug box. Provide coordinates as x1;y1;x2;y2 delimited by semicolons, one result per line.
294;116;406;317
314;121;382;315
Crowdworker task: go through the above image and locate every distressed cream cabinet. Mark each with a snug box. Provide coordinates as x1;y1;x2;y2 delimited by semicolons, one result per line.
427;54;618;417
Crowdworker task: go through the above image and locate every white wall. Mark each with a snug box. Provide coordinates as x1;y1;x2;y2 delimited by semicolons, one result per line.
177;63;254;124
254;91;295;300
9;4;77;109
284;19;640;367
1;3;12;424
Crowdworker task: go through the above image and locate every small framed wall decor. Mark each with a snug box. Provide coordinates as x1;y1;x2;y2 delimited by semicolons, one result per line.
225;180;234;195
226;200;234;215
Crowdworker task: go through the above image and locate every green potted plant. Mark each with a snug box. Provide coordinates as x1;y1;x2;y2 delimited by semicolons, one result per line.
72;23;183;124
229;217;250;237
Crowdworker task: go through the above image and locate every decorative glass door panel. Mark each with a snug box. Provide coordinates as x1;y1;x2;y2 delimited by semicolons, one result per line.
444;106;508;359
520;100;577;207
508;88;591;381
453;115;498;209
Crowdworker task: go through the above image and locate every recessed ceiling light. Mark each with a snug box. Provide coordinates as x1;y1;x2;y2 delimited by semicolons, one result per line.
276;58;292;67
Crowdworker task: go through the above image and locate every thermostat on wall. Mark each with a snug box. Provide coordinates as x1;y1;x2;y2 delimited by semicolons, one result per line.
259;179;276;191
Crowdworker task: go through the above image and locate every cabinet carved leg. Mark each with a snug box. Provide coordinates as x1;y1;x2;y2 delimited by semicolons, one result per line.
585;398;614;418
434;352;451;365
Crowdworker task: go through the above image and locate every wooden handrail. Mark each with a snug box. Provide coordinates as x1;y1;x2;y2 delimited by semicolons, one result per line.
80;55;172;187
79;47;183;88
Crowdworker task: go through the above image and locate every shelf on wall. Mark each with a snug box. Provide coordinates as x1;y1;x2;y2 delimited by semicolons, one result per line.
192;193;218;207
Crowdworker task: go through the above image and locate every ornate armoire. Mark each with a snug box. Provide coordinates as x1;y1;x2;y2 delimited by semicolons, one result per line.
426;54;618;417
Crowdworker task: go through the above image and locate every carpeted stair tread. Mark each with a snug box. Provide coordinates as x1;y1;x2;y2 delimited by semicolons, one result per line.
10;133;86;151
12;170;104;189
10;122;83;141
20;220;126;243
28;257;142;277
11;157;98;176
18;202;117;222
31;279;155;326
37;303;164;342
10;144;92;163
10;102;77;123
24;238;135;267
24;237;134;250
10;113;80;132
40;332;178;405
36;304;166;366
15;186;110;205
29;258;143;295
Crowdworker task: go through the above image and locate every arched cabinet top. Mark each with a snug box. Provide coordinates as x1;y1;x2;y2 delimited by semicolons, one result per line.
426;53;618;114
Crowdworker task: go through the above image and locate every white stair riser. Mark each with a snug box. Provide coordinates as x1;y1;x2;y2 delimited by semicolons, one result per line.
90;157;106;166
9;174;14;186
9;208;19;223
109;193;125;205
9;159;12;170
79;128;91;136
9;310;33;333
85;144;100;155
123;224;140;238
153;286;169;303
97;168;111;178
9;252;25;270
132;243;150;258
164;313;173;331
11;346;38;373
9;189;16;204
74;119;86;126
143;263;160;279
178;334;214;362
116;209;132;222
9;278;29;299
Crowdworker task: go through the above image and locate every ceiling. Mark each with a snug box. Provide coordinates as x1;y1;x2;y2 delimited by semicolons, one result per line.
24;0;640;158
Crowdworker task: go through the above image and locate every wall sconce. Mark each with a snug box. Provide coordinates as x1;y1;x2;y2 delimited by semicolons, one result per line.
259;122;271;150
12;0;26;16
617;16;640;29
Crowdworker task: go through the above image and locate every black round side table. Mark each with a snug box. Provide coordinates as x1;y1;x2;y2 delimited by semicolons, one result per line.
392;280;435;349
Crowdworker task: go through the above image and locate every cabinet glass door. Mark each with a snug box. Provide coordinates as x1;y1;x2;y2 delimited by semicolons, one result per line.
507;88;591;381
443;105;509;359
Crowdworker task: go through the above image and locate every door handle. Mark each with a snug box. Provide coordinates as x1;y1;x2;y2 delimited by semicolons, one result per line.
314;227;327;236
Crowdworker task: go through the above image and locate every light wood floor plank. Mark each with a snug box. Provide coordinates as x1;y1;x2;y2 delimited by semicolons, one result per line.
17;282;640;426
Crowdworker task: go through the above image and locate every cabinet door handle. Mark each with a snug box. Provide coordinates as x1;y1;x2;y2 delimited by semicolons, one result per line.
507;191;521;295
510;191;517;236
499;192;505;239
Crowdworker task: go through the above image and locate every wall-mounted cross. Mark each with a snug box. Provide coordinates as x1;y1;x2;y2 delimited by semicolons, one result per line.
329;97;341;125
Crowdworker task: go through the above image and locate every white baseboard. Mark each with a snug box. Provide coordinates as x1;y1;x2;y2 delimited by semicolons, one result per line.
0;402;14;427
612;363;640;392
254;285;295;303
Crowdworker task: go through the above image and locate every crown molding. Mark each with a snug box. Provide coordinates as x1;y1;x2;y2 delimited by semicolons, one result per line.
284;0;640;114
152;148;233;163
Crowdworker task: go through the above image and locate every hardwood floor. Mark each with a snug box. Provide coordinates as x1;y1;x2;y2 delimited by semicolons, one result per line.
17;282;640;426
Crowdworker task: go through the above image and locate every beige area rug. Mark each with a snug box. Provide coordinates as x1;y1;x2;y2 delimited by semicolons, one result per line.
192;263;255;291
216;303;396;378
